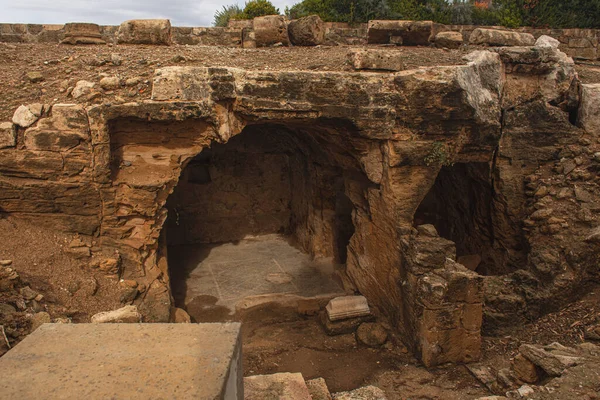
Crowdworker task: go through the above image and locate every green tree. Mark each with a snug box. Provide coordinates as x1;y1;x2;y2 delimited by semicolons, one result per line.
213;4;244;27
242;0;280;19
286;0;396;23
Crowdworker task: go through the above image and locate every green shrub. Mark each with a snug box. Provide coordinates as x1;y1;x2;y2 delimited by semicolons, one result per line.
213;4;244;27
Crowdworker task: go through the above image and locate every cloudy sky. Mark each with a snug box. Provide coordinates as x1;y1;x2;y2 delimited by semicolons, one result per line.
0;0;296;27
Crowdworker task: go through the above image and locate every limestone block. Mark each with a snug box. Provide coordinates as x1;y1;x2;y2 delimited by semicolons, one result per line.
0;122;15;148
435;31;463;49
536;35;560;49
253;15;289;47
91;305;142;323
578;83;600;135
469;28;535;47
348;49;404;71
61;23;105;45
23;104;90;151
367;20;433;46
519;344;582;377
0;323;243;399
244;373;312;400
325;295;370;321
288;15;324;46
12;104;43;128
116;19;172;45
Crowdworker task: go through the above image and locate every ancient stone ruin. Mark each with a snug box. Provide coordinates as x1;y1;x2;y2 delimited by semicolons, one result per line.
1;16;600;400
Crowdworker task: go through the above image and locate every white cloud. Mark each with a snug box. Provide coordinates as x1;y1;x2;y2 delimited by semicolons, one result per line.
0;0;298;27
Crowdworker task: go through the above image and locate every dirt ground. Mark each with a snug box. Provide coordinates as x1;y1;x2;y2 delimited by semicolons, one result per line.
0;42;469;121
0;216;120;349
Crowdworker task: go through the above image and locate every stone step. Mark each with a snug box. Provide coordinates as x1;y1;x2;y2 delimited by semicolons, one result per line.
244;372;312;400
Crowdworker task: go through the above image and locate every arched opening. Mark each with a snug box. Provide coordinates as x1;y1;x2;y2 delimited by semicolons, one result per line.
165;122;365;322
414;162;525;276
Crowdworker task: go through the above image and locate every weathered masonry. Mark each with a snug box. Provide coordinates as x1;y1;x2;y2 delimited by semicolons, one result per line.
1;41;600;367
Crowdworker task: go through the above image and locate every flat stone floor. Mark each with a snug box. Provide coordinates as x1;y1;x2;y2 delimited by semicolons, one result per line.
169;234;344;316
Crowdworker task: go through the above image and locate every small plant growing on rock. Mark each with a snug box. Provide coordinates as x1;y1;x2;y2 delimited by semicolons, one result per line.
424;141;453;166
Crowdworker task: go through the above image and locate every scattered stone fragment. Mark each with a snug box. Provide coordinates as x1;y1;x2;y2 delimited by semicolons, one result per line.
306;378;332;400
171;307;191;323
125;77;140;86
26;71;44;83
244;373;312;400
356;322;388;347
99;76;120;90
349;49;405;71
435;31;463;49
326;296;370;321
519;344;582;377
170;54;186;63
19;286;38;301
467;364;499;393
332;385;387;400
416;224;439;237
119;287;139;303
0;303;16;316
516;384;534;397
0;260;12;266
110;53;123;66
91;305;142;323
71;80;95;99
30;312;51;331
512;353;539;383
12;104;43;127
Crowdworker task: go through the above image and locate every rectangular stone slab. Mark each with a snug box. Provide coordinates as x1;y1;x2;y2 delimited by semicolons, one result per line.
0;323;242;399
325;295;370;321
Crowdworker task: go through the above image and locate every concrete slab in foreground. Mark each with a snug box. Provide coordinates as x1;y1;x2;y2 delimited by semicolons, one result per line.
0;323;242;399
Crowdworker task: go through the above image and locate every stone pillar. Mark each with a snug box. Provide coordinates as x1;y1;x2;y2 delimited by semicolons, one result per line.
402;225;483;367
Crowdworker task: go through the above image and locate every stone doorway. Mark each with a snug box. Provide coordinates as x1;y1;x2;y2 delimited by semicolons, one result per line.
413;162;528;276
164;123;361;321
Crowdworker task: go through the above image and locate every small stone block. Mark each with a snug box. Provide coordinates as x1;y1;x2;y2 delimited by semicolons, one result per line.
326;295;370;321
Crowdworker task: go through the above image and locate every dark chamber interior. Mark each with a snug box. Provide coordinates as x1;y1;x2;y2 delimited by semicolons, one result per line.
414;162;524;276
164;123;362;313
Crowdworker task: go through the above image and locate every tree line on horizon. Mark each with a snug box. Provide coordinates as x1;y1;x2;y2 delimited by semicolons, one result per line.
214;0;600;29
